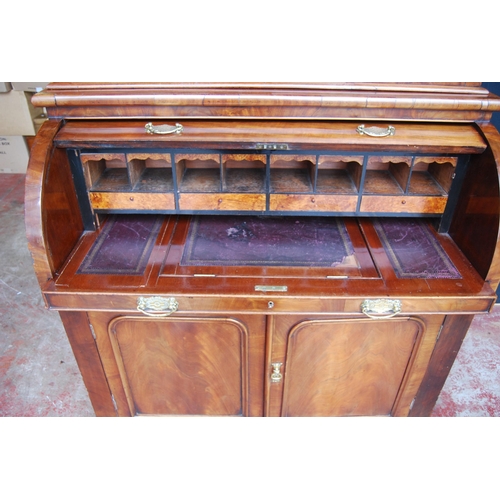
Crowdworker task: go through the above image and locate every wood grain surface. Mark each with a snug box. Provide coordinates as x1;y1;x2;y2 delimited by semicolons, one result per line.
32;83;500;122
53;120;488;153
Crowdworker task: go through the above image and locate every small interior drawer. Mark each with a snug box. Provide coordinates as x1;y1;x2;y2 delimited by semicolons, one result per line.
90;192;176;211
178;193;266;212
269;194;358;212
359;195;448;214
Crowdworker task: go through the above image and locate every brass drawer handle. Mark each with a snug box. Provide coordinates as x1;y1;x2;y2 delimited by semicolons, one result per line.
145;122;183;135
356;124;395;137
361;299;402;319
137;296;179;317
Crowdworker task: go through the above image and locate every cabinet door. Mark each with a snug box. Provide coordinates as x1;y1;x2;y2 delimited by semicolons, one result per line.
267;315;440;417
89;313;265;416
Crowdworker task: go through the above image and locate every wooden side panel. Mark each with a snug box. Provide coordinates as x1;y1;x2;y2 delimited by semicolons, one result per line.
477;124;500;291
449;124;500;289
43;151;84;275
280;317;422;417
25;119;84;287
24;120;63;286
58;311;117;416
409;314;474;416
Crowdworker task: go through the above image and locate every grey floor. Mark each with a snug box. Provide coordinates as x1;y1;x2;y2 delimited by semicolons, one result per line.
1;174;93;416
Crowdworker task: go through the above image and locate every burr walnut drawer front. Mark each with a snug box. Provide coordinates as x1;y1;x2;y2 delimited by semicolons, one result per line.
178;193;266;211
359;195;448;214
89;192;176;211
269;194;358;212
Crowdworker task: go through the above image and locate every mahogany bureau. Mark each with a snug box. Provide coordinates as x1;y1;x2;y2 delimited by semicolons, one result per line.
25;83;500;417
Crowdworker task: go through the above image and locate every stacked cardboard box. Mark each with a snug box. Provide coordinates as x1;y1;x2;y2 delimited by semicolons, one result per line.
0;83;48;173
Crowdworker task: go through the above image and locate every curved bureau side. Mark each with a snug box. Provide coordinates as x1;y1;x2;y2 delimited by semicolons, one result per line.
477;123;500;292
449;123;500;293
25;120;63;288
25;119;84;290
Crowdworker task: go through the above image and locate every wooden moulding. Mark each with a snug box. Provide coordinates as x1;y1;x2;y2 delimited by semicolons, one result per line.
32;83;500;122
43;291;497;316
223;154;266;163
270;154;316;165
126;153;172;163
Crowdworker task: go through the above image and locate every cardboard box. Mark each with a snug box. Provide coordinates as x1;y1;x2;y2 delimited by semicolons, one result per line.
11;82;50;92
0;91;38;135
0;136;30;173
33;113;48;134
0;82;12;92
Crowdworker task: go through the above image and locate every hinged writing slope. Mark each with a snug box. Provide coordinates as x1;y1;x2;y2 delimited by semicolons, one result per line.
51;214;494;315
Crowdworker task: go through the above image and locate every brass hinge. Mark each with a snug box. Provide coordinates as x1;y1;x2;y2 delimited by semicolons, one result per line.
89;323;96;341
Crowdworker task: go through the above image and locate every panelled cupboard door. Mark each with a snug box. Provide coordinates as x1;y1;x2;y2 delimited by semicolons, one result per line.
89;313;266;417
267;316;439;417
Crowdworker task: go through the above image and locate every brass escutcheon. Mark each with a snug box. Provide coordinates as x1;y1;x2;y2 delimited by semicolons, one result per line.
271;362;283;383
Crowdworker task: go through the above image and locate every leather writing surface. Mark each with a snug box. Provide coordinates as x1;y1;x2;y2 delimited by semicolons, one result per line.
373;218;461;279
181;215;355;268
78;215;162;274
